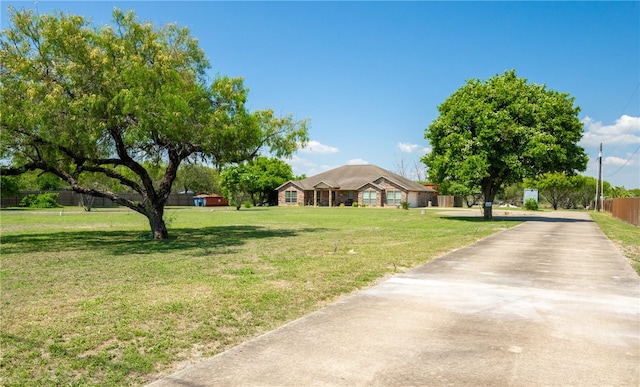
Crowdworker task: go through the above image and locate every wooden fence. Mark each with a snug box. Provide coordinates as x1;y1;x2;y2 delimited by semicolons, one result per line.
1;191;196;208
436;195;463;208
602;197;640;226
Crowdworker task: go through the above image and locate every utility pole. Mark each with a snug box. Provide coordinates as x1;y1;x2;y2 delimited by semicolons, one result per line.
596;143;602;212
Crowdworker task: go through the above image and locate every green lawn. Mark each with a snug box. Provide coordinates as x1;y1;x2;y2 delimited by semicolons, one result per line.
1;206;520;386
590;211;640;275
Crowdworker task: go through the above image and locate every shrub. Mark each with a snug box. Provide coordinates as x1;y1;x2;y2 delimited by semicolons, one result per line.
19;193;61;208
352;202;358;207
18;194;37;207
243;200;252;209
524;198;539;211
400;201;409;210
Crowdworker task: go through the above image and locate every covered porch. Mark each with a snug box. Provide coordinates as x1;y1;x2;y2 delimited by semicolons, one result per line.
306;182;355;207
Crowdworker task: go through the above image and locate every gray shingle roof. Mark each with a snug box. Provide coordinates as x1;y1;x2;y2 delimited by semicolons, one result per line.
280;164;434;192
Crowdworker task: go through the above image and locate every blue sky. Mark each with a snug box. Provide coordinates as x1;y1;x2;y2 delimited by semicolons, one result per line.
2;1;639;188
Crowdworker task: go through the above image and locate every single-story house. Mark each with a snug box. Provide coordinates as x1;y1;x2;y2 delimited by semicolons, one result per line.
193;194;229;207
276;164;436;208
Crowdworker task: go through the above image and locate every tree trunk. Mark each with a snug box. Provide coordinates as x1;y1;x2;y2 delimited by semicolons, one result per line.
483;203;493;220
147;206;168;240
482;184;495;220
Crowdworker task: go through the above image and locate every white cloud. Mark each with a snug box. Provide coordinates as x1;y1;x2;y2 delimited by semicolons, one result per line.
397;142;420;153
284;156;336;178
397;142;431;155
604;155;638;167
347;158;368;165
298;140;339;154
286;155;317;168
580;115;640;147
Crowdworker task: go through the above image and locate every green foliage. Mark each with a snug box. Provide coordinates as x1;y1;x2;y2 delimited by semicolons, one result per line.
591;211;640;275
423;70;588;219
243;200;252;209
18;193;61;208
524;198;539;211
1;175;21;196
608;186;630;198
37;173;66;190
220;157;294;207
14;171;67;191
400;201;410;210
571;175;597;209
18;194;36;207
352;202;359;207
173;162;220;194
525;173;622;210
628;188;640;198
445;182;482;207
526;172;575;210
220;165;253;209
244;157;294;205
0;8;308;239
497;182;524;206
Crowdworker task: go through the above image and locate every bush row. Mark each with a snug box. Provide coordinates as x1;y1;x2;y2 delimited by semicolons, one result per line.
18;193;62;208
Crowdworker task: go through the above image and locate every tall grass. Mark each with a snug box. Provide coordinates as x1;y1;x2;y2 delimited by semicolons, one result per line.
590;211;640;275
1;206;518;386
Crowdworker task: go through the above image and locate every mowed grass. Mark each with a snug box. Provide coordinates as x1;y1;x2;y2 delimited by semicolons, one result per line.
590;211;640;275
1;206;519;386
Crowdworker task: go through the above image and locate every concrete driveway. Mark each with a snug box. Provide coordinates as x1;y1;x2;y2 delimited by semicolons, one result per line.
148;211;639;386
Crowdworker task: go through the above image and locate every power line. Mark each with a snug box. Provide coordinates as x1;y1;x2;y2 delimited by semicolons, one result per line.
618;82;640;118
604;143;640;178
591;83;640;183
601;82;640;153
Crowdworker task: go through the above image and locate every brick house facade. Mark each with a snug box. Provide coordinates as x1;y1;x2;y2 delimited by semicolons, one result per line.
276;165;435;208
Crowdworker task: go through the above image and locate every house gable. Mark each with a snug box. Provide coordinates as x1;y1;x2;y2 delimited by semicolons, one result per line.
313;181;340;190
277;181;304;206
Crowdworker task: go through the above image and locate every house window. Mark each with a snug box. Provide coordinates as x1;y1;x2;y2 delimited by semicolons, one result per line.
285;190;297;203
363;190;377;206
386;190;402;205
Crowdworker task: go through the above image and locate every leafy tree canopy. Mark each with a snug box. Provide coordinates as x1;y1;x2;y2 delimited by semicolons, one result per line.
0;8;309;238
628;188;640;198
173;162;220;195
525;172;576;210
423;70;587;219
0;175;21;197
220;164;253;210
244;157;294;205
220;157;293;207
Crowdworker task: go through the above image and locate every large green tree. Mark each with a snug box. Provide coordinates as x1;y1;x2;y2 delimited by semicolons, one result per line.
423;70;587;219
173;162;220;195
572;175;597;209
220;164;254;210
219;157;293;208
244;157;294;205
0;8;308;239
526;172;576;210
